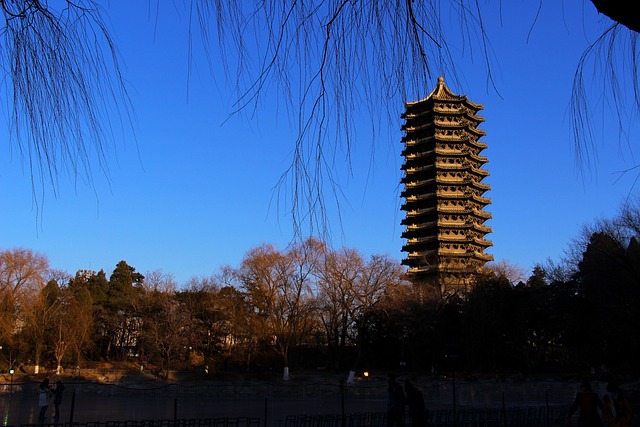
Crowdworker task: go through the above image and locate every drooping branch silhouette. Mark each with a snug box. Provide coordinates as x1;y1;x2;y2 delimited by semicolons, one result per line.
203;1;490;237
3;0;640;237
0;0;132;202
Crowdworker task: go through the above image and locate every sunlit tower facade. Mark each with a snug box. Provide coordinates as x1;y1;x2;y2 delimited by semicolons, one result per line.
400;77;493;296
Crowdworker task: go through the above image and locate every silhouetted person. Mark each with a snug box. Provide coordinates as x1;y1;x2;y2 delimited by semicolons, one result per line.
387;373;405;427
38;378;52;423
53;380;65;423
567;381;603;427
405;381;428;427
602;383;634;427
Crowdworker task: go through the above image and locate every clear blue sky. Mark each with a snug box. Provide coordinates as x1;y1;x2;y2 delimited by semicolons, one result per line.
1;2;638;286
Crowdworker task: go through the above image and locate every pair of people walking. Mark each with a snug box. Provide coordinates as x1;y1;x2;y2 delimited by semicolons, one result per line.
37;378;65;423
567;381;633;427
387;373;429;427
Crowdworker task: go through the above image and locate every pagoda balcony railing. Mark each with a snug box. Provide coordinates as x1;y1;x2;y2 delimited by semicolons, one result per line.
407;251;436;259
438;236;470;243
404;165;436;174
405;221;437;231
403;151;435;161
471;208;493;219
465;139;489;150
469;166;490;176
474;251;494;261
435;162;466;169
438;221;469;228
472;223;493;233
473;237;494;247
406;236;438;244
436;192;470;200
471;194;492;205
404;209;424;216
439;249;468;255
403;193;437;202
407;265;438;274
434;116;464;125
436;176;465;184
404;179;436;188
465;179;491;191
432;104;464;113
435;134;466;142
437;206;468;213
402;205;436;215
403;121;435;133
438;265;482;274
468;153;489;163
435;128;486;140
433;148;489;164
402;216;437;226
435;147;467;155
402;162;435;171
405;221;432;229
465;127;487;137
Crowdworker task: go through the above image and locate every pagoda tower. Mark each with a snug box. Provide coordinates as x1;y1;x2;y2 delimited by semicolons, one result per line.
400;77;493;296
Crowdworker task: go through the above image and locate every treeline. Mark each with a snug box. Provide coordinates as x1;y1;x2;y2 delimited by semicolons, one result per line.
1;201;640;378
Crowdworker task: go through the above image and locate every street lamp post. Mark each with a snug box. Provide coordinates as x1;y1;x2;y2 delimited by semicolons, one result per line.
444;353;459;427
9;368;14;393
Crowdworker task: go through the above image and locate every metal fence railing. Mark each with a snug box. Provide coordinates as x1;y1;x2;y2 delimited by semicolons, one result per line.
1;407;569;427
0;378;608;427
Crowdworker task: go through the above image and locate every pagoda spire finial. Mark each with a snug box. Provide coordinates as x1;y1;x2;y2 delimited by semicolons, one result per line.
426;76;456;101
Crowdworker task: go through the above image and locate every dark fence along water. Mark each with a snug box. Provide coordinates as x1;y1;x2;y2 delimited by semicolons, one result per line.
1;408;568;427
0;378;595;427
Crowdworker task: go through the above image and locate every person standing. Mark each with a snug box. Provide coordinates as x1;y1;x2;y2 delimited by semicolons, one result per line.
602;383;634;427
38;378;52;423
53;380;65;423
405;381;429;427
567;381;603;426
387;373;406;427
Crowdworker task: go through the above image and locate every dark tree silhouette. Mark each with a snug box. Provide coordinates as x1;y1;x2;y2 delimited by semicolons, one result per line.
590;0;640;33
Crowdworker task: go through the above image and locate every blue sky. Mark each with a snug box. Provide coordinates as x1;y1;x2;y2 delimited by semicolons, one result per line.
1;2;638;286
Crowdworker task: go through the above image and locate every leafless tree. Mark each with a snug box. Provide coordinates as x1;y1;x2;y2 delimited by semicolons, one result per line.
548;196;640;277
0;248;50;352
315;247;403;370
144;270;178;294
236;241;319;368
486;260;528;285
64;286;94;367
21;280;61;373
314;247;361;369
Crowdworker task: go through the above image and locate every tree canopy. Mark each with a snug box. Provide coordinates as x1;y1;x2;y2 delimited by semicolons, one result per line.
2;197;640;377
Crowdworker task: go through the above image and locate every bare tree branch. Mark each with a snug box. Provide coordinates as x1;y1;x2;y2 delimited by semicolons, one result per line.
203;1;489;239
0;0;132;207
